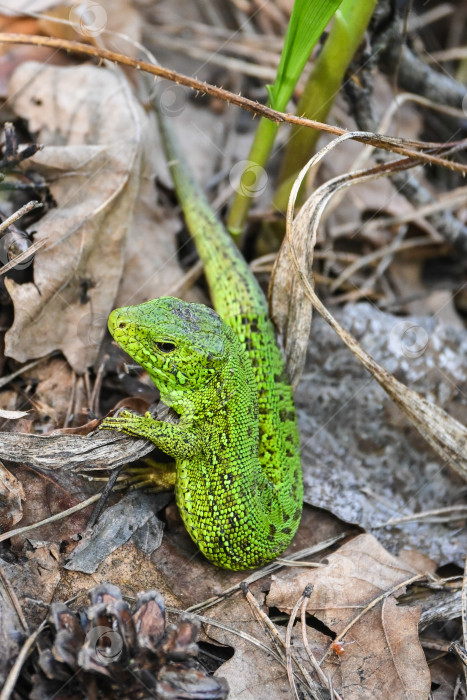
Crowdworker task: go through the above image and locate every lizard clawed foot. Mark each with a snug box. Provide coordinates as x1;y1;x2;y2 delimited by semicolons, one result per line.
100;411;177;490
129;461;176;490
99;410;156;439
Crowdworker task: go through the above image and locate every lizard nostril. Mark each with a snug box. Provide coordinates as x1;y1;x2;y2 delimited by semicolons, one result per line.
118;321;127;329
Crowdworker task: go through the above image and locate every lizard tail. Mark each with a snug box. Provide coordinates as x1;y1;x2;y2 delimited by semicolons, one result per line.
154;93;268;320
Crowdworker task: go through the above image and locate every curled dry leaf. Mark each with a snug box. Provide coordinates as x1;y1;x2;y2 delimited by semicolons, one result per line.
4;61;147;373
270;132;417;388
272;132;467;480
267;534;431;700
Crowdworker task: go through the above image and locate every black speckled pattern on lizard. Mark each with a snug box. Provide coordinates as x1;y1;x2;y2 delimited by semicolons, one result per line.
99;110;303;570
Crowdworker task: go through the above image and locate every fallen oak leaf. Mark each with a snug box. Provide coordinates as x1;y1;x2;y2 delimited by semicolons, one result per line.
4;61;147;373
267;534;431;700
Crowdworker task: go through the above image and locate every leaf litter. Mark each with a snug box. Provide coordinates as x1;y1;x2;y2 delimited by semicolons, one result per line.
4;61;147;373
267;534;431;700
0;3;465;699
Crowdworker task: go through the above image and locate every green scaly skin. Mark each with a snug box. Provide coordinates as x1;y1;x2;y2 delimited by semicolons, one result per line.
100;107;303;570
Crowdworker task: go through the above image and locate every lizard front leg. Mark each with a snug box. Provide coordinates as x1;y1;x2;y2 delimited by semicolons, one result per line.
100;410;199;460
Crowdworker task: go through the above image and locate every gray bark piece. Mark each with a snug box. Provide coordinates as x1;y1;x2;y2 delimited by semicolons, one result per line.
297;303;467;565
132;513;165;555
64;491;165;573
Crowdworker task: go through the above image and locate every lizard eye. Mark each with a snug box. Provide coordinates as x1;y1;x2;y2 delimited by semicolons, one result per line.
154;341;176;353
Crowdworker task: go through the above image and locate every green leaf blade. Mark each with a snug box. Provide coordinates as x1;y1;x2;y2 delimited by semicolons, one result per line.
268;0;344;111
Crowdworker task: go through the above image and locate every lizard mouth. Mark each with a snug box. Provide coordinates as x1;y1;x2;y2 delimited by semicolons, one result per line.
107;308;125;337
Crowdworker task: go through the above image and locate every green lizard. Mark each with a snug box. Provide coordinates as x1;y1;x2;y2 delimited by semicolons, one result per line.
100;106;303;571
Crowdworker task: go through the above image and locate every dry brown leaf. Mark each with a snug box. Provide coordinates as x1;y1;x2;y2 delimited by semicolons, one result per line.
5;461;96;550
4;61;147;373
2;541;61;627
2;1;63;13
429;656;461;699
203;593;290;700
31;357;73;425
268;193;313;390
55;539;183;611
115;94;234;307
271;132;418;388
37;0;142;57
0;461;24;530
267;534;431;700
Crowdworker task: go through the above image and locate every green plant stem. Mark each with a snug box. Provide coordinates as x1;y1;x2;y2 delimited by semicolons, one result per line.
227;118;278;236
273;0;377;212
227;0;344;236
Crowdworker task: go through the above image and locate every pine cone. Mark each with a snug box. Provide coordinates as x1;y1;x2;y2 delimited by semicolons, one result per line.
25;583;228;699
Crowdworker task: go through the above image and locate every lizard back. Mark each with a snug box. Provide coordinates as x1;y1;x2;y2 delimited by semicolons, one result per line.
101;106;303;569
158;113;303;559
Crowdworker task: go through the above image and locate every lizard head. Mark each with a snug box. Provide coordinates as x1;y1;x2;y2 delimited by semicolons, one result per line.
108;296;232;403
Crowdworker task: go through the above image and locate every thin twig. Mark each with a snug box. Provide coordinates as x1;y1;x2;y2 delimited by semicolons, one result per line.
241;583;325;700
300;586;344;699
284;585;327;700
0;492;107;544
283;134;467;477
186;533;348;614
0;34;466;173
330;236;432;293
450;642;467;669
374;505;467;528
0;474;165;545
320;573;424;664
63;370;78;428
167;606;285;666
331;184;467;238
90;354;109;418
0;357;47;390
0;563;29;632
0;619;47;700
275;559;325;568
0;200;42;235
240;583;289;660
285;590;306;700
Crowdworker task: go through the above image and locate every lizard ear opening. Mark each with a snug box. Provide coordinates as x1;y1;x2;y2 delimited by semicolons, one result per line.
154;341;176;353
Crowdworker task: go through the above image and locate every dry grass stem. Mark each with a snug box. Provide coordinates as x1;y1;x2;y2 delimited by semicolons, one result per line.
278;133;467;480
